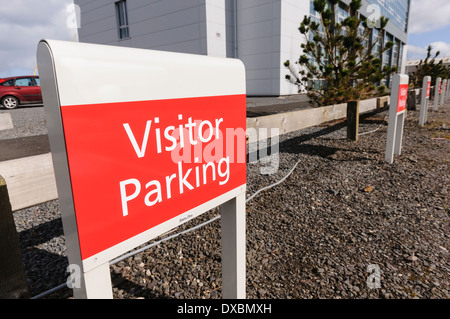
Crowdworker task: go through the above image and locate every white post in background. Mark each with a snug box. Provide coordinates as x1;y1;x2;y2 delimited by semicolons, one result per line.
221;192;246;299
440;79;447;107
447;80;450;101
385;74;409;164
433;77;441;111
419;76;431;126
446;80;450;101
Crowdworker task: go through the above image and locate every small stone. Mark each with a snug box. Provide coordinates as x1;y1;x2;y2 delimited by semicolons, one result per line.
407;255;418;262
314;268;325;274
364;186;374;193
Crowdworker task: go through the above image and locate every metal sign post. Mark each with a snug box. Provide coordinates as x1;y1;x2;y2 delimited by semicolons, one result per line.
446;80;450;102
385;74;409;164
433;77;441;111
440;79;447;107
37;40;247;299
419;76;431;126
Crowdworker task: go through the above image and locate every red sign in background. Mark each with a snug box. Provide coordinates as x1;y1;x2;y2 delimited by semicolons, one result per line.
397;84;408;113
61;95;246;260
426;81;431;98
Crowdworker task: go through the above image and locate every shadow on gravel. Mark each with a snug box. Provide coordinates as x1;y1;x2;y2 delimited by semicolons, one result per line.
110;270;172;299
17;218;68;298
21;247;69;298
18;218;63;247
249;107;387;160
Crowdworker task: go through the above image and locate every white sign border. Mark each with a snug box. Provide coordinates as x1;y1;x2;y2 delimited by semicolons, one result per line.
37;40;247;299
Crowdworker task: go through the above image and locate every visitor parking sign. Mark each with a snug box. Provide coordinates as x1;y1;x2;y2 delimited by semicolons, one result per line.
37;39;247;298
61;95;246;260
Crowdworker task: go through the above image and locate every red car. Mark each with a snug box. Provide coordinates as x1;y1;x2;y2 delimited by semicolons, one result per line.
0;75;42;109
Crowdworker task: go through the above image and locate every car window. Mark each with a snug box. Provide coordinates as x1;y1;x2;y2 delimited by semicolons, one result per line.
15;77;35;87
34;78;40;86
0;80;14;86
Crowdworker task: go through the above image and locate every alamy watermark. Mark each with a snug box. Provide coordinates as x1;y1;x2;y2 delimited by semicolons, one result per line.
366;264;382;289
66;4;81;29
66;264;81;289
366;4;382;29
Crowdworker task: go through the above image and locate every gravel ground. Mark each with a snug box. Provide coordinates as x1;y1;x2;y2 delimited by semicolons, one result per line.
0;104;46;139
2;99;449;299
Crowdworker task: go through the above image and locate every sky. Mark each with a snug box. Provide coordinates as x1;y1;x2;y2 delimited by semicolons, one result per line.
0;0;77;78
0;0;449;78
406;0;450;60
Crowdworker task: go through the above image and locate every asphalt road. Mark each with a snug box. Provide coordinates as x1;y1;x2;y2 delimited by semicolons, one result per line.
0;134;51;162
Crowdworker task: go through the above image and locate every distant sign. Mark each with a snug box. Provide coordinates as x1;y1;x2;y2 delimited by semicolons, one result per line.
397;84;408;113
420;76;432;126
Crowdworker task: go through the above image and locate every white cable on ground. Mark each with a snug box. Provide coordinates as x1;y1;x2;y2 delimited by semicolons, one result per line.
358;124;384;136
31;283;67;299
109;215;221;266
245;159;302;203
358;116;388;136
30;156;302;299
320;116;388;140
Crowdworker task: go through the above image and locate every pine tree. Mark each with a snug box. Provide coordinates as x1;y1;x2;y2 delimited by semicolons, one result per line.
285;0;398;106
410;45;450;88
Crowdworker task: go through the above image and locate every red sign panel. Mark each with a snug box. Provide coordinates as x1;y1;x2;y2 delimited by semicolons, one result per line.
61;95;246;260
426;81;431;98
397;84;408;113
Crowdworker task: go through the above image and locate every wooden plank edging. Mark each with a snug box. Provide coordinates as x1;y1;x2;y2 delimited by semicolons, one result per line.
0;153;58;212
247;96;389;141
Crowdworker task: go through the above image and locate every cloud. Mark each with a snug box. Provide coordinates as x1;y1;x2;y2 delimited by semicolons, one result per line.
409;0;450;34
407;45;427;60
407;42;450;60
0;0;77;78
429;41;450;57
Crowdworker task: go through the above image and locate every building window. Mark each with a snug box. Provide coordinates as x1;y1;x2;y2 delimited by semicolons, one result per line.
116;1;129;39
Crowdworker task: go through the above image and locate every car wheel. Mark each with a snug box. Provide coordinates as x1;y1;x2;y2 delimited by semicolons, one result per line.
2;96;19;109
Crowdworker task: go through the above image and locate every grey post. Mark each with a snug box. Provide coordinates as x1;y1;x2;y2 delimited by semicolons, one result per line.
447;80;450;101
221;192;246;299
433;77;441;111
419;76;431;126
440;79;447;107
446;80;450;101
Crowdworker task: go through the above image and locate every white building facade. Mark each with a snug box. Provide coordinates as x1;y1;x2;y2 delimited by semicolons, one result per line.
75;0;410;96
